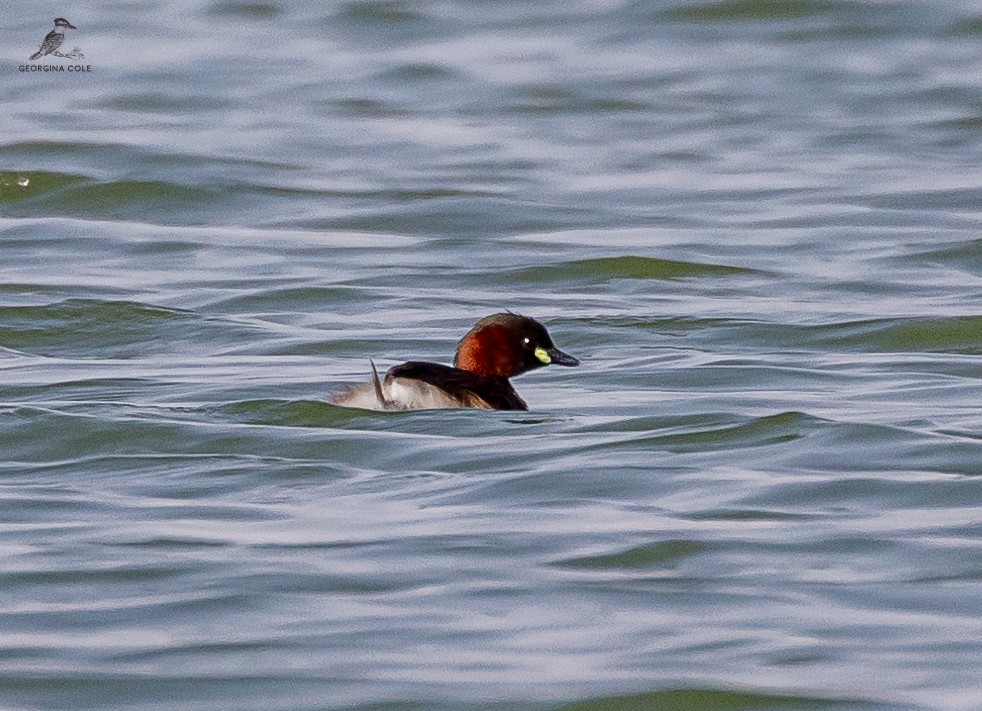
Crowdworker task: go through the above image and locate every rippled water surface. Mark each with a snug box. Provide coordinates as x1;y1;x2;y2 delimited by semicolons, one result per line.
2;1;982;710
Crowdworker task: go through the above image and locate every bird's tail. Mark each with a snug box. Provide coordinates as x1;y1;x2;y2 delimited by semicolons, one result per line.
29;51;42;60
369;359;388;409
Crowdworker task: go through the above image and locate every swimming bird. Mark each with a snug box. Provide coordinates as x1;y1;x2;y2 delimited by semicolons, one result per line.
332;313;579;411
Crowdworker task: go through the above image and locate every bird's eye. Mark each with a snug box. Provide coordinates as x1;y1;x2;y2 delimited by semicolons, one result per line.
523;337;531;346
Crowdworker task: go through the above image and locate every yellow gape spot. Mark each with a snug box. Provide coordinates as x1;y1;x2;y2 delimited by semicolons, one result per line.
534;346;551;364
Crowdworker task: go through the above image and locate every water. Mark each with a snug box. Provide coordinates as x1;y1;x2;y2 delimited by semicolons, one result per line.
2;1;981;710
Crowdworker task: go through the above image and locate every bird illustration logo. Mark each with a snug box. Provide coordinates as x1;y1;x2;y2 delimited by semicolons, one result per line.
29;18;84;61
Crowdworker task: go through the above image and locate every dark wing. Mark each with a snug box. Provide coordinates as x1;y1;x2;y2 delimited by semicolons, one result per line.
386;362;528;411
27;30;62;62
39;29;64;54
